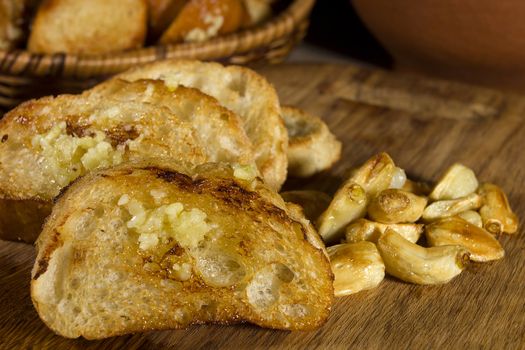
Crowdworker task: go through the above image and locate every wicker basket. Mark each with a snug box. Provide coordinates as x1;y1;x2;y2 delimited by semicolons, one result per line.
0;0;315;109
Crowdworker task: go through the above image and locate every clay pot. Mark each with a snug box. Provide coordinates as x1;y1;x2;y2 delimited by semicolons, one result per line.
353;0;525;91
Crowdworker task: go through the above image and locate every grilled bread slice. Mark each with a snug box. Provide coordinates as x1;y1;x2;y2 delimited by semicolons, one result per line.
0;79;254;243
283;106;342;178
115;59;288;190
31;160;333;339
28;0;147;54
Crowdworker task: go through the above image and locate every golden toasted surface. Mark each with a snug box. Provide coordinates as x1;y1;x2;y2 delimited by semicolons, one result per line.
31;161;333;339
115;59;288;190
28;0;147;54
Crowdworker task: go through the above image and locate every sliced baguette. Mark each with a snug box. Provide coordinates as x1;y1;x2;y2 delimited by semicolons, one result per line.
283;106;342;177
115;59;288;190
28;0;147;54
31;160;333;339
0;79;254;242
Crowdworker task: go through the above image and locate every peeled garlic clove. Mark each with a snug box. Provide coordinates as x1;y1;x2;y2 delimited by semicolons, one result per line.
345;218;423;244
402;179;432;196
422;193;482;222
456;210;483;227
328;242;385;297
389;167;407;189
478;183;519;235
425;217;504;262
348;152;396;198
345;218;378;243
280;190;331;222
367;189;427;224
316;182;367;244
429;163;478;200
377;229;469;285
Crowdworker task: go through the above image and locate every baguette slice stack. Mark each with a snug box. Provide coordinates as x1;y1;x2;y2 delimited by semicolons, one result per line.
0;59;342;338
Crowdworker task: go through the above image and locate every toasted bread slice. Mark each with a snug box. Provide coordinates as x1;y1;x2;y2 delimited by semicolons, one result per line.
0;79;254;242
115;59;288;190
28;0;147;54
31;160;333;339
283;106;342;178
159;0;246;44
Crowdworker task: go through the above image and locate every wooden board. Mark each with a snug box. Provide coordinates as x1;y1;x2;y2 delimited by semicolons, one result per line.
1;63;525;349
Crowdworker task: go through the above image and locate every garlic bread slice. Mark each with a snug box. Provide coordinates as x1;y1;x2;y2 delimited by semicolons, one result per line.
31;161;333;339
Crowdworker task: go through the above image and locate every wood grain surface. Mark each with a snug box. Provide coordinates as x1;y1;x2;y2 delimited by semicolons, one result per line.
1;63;524;349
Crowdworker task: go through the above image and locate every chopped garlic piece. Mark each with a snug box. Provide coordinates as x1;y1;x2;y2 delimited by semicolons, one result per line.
170;208;211;248
233;164;258;181
31;122;125;188
138;233;159;251
118;194;130;206
172;263;192;281
150;189;167;203
165;202;184;218
121;198;211;251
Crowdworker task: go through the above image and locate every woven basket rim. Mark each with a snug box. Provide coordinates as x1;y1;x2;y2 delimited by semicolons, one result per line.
0;0;315;78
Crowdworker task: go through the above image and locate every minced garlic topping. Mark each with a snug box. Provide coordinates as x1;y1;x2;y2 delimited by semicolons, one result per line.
118;195;211;251
31;122;124;187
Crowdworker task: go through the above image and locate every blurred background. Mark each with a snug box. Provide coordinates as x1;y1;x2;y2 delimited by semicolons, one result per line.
3;0;525;109
288;0;392;67
291;0;525;93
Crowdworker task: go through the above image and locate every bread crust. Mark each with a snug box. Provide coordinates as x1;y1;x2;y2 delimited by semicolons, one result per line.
31;161;333;339
115;59;288;190
283;106;342;177
28;0;148;54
